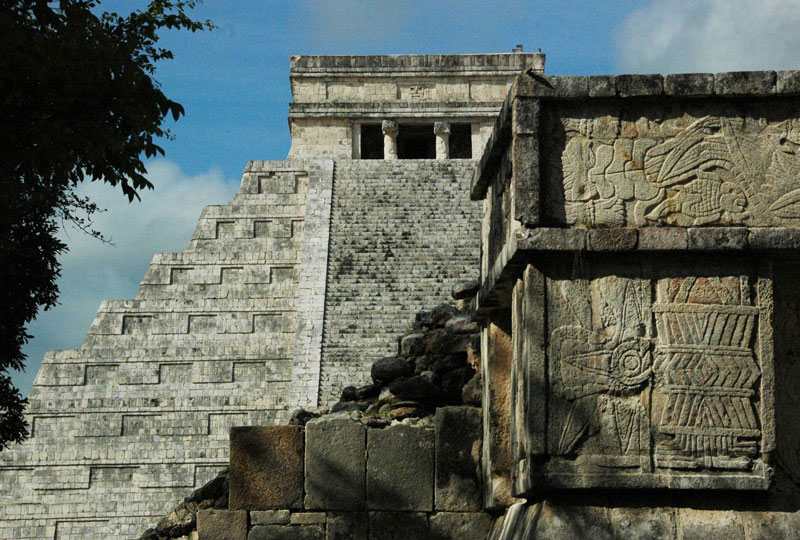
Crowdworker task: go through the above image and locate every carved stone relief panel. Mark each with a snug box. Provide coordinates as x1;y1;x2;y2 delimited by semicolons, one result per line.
541;101;800;227
518;257;774;491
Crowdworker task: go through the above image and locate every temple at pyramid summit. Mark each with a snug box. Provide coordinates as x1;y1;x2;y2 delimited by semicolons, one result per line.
5;51;800;539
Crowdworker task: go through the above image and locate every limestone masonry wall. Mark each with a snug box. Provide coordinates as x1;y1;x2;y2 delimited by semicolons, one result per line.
0;161;330;539
320;160;481;405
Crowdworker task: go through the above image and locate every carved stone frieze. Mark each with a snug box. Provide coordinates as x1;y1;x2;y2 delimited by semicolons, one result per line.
516;258;774;491
542;102;800;227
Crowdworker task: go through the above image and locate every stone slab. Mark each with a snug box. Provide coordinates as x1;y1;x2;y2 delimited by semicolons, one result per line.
368;512;430;540
230;426;304;511
616;74;663;97
434;407;482;511
292;513;327;525
305;417;366;510
429;512;493;540
665;73;714;96
587;228;638;251
607;507;675;540
715;71;776;95
197;509;247;540
688;227;748;250
531;503;613;540
367;424;434;511
249;525;325;540
326;512;368;540
678;509;744;540
251;510;290;525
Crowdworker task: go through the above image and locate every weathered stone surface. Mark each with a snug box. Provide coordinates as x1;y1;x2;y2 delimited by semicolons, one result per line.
371;357;414;384
430;303;460;328
516;228;586;251
368;512;430;540
400;333;427;356
531;265;773;490
740;510;800;540
678;509;744;540
353;383;382;400
616;74;663;97
716;71;776;95
291;513;327;525
441;367;475;403
251;510;291;525
196;510;247;540
367;424;434;511
587;228;638;251
461;374;481;406
229;426;304;510
664;73;714;96
588;75;615;97
531;503;613;540
435;407;482;511
305;417;366;510
748;227;800;250
687;227;748;250
451;280;479;300
248;525;325;540
331;401;362;413
156;503;197;537
637;227;688;250
326;512;368;540
516;74;589;98
538;100;800;228
426;329;471;354
429;512;493;540
607;507;674;540
389;372;441;400
444;316;479;334
777;70;800;94
340;387;358;402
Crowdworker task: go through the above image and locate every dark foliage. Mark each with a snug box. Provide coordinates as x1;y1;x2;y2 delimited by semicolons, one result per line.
0;0;211;449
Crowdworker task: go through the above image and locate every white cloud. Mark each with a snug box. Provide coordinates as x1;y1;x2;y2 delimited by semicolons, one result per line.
14;160;239;396
615;0;800;73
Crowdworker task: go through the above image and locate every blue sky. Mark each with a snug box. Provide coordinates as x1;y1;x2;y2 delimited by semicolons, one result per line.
13;0;800;395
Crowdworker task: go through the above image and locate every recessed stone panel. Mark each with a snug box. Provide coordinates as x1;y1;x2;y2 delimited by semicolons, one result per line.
515;257;775;491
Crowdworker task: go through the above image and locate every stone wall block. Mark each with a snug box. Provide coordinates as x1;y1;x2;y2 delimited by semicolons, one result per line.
326;512;368;540
366;424;434;511
434;407;482;511
515;75;589;98
715;71;776;95
229;426;304;511
664;73;714;96
777;70;800;95
616;74;663;97
687;227;748;250
250;510;290;525
197;509;247;540
429;512;493;540
305;416;366;510
588;75;616;98
516;228;586;251
740;510;800;540
586;228;638;251
607;507;675;540
678;509;744;540
637;227;688;250
248;525;325;540
531;503;613;540
368;512;430;540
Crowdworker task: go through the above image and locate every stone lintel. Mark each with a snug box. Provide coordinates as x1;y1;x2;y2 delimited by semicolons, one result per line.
290;53;546;76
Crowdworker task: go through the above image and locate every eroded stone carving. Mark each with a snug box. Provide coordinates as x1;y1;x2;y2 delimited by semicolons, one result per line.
653;277;760;470
544;105;800;227
536;263;773;489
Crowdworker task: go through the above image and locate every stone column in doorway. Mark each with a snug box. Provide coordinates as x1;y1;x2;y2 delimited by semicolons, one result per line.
434;122;450;160
382;120;398;160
